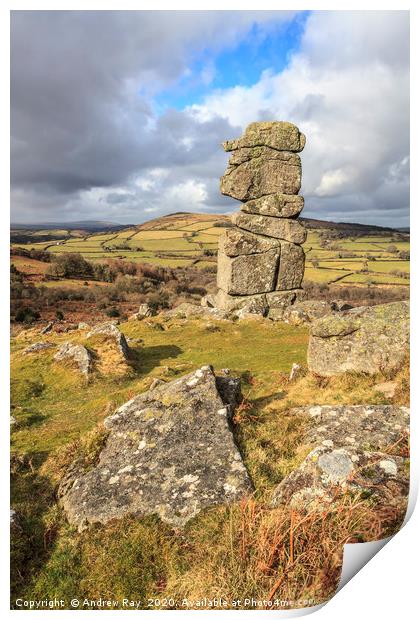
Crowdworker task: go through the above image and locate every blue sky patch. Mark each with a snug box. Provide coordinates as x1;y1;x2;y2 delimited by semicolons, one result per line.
154;11;310;112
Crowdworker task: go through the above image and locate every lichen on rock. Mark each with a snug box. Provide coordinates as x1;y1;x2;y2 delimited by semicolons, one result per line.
308;301;409;376
272;404;409;512
59;366;252;530
54;342;92;377
213;120;307;318
223;121;306;153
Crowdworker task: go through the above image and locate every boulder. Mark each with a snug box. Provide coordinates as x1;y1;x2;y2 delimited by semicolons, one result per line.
277;242;305;290
272;404;409;512
241;193;304;218
281;300;334;325
24;342;54;354
221;147;301;201
213;290;268;316
290;404;409;450
163;302;229;320
217;248;280;295
63;323;79;333
219;227;280;257
308;301;409;376
40;321;54;334
266;289;307;320
137;303;153;319
330;300;354;312
201;293;216;308
289;363;305;382
272;446;408;512
87;322;130;360
223;121;306;153
59;366;252;530
54;342;92;377
233;213;307;244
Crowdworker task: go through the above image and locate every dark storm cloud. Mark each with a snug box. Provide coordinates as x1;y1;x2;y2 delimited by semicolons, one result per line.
11;10;291;221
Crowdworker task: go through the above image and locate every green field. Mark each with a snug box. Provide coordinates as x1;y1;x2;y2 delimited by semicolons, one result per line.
303;229;409;286
11;214;409;287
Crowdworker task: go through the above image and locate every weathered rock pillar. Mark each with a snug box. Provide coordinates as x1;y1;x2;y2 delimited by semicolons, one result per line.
213;121;307;319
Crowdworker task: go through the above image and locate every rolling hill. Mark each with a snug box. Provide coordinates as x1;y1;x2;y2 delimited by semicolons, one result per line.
11;212;410;288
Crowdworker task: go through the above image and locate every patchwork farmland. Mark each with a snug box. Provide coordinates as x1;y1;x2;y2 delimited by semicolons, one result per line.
11;212;410;288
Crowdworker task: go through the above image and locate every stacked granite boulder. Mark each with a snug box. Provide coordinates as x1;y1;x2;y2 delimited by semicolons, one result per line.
214;121;307;319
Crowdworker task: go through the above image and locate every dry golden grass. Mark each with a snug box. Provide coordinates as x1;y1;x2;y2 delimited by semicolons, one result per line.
91;338;131;376
165;494;406;609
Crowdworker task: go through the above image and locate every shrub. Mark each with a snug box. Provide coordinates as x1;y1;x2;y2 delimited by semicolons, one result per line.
15;307;40;324
106;307;120;318
147;291;170;313
47;253;93;279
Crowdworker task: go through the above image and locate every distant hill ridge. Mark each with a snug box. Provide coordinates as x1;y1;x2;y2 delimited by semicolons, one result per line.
139;213;409;236
11;220;126;231
11;213;409;236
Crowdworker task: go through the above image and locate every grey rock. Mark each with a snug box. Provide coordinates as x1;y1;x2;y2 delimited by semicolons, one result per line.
272;405;410;512
241;193;304;218
289;363;305;382
24;341;54;354
163;302;229;320
213;290;268;316
330;300;354;312
54;342;92;377
214;288;305;320
63;323;79;333
223;121;306;153
281;300;334;325
272;446;408;512
308;301;409;376
266;289;307;320
78;322;90;330
217;248;280;295
87;322;130;360
214;120;307;311
291;404;409;451
215;375;242;417
201;294;216;308
40;322;54;334
277;241;305;290
373;381;398;399
137;303;153;319
219;227;280;257
221;147;302;201
60;366;252;530
233;213;307;244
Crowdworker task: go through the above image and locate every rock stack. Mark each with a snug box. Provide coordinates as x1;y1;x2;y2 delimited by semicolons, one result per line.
213;121;307;319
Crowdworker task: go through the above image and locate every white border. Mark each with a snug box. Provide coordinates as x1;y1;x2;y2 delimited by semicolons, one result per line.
2;2;418;618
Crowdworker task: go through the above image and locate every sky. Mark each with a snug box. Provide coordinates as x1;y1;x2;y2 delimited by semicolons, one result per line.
10;10;410;227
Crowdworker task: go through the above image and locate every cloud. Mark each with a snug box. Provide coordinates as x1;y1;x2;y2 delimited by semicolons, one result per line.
190;11;410;227
11;10;409;228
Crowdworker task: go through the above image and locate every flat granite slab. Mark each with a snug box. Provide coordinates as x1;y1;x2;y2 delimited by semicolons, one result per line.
59;366;253;530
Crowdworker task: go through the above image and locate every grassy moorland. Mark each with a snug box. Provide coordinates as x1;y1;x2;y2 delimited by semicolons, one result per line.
11;314;409;609
10;213;410;608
